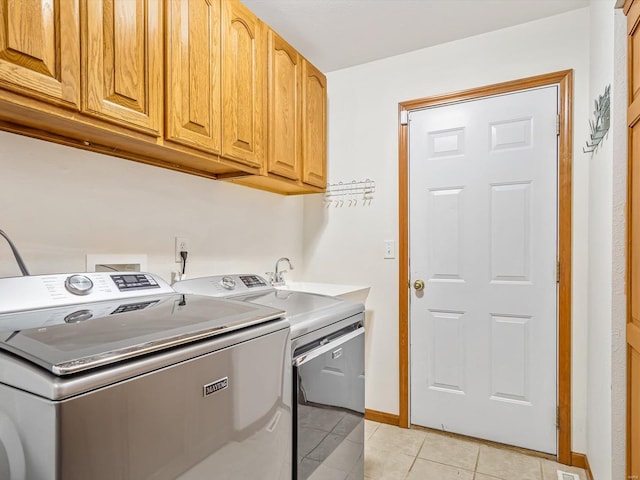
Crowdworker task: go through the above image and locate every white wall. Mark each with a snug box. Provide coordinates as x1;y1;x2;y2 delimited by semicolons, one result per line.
586;1;613;476
586;1;627;478
303;8;592;452
0;131;305;282
611;7;629;478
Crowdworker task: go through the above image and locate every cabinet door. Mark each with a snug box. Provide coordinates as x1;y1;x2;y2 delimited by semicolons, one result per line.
301;60;327;189
628;1;640;478
267;30;301;180
0;0;80;108
83;0;162;135
221;0;265;168
165;0;221;153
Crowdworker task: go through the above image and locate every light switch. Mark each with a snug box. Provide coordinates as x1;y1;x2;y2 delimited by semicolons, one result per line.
384;240;395;259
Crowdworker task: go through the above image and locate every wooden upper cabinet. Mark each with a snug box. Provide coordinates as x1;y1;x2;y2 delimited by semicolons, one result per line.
301;60;327;189
165;0;221;154
0;0;80;108
268;30;301;181
221;0;265;168
82;0;163;136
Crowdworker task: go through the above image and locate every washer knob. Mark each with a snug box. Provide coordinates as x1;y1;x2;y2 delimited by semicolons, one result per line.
64;309;93;323
65;275;94;296
220;276;236;290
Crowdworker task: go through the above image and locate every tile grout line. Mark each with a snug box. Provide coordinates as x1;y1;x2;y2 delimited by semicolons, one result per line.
365;420;380;441
409;434;479;478
403;432;429;479
414;456;478;474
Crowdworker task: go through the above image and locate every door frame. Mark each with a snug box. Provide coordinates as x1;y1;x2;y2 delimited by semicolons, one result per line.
397;70;573;464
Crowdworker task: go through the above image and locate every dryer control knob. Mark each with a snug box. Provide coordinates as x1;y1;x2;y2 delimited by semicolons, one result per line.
65;275;94;296
220;276;236;290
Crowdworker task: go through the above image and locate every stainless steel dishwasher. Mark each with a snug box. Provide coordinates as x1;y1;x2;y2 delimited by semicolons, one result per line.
292;316;365;480
173;274;366;480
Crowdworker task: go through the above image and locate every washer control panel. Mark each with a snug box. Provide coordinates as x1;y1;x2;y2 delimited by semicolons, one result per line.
0;272;174;314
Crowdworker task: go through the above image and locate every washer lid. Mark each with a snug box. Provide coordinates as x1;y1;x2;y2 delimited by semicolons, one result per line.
0;294;284;376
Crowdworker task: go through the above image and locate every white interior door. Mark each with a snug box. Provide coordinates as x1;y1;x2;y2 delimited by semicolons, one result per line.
409;86;558;454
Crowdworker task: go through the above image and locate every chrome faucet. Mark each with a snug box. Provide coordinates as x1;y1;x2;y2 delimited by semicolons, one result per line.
267;257;293;286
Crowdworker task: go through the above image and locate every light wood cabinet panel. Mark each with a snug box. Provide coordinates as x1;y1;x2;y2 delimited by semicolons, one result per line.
165;0;221;153
627;1;640;478
631;0;640;107
301;60;327;189
83;0;163;135
631;117;640;480
221;0;265;168
267;30;301;181
0;0;80;107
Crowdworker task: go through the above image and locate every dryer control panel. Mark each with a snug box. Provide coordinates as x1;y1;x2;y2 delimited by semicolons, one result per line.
173;274;274;298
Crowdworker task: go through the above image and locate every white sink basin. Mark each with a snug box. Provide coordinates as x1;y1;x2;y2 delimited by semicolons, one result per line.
276;281;370;305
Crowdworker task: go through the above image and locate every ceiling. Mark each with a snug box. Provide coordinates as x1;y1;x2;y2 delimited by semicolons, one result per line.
242;0;591;72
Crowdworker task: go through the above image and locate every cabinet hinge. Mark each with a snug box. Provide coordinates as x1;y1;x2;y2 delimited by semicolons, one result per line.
556;260;560;283
556;114;560;135
400;110;409;126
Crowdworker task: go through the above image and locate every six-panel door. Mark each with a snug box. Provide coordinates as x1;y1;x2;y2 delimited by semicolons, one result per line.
409;86;559;454
0;0;80;108
82;0;163;136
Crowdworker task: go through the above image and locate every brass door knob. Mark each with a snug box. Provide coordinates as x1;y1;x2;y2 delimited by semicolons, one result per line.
413;279;425;291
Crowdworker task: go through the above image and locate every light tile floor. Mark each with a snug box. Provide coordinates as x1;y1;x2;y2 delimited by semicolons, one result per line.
364;421;588;480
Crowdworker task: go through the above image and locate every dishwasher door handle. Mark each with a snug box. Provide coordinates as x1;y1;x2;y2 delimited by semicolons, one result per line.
293;327;364;367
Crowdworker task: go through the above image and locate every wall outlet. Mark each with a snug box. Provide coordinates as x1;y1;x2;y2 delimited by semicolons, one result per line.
384;240;396;259
175;237;189;263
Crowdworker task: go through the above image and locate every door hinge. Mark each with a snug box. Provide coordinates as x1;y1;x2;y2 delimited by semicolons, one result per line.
556;114;560;135
556;260;560;283
556;406;560;429
400;110;409;126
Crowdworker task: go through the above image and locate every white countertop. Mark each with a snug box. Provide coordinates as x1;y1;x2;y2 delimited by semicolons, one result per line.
276;281;370;305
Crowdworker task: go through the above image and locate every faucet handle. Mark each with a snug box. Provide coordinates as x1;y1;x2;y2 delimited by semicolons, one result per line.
265;272;276;284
